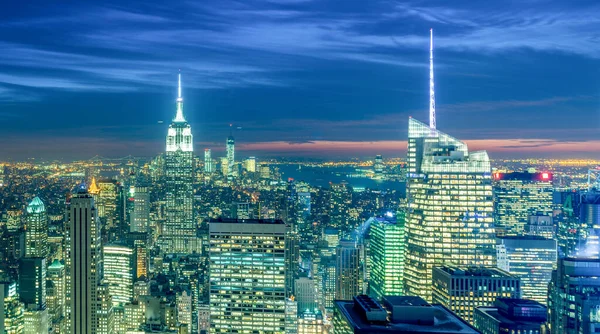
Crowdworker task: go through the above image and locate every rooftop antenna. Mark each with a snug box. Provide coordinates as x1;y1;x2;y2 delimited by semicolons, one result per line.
429;28;436;130
174;69;186;122
177;69;182;101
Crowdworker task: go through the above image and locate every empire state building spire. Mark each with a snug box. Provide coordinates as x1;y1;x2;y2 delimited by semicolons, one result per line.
174;71;186;123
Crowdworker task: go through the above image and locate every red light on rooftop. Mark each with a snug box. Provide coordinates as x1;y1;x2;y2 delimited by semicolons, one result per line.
542;173;549;179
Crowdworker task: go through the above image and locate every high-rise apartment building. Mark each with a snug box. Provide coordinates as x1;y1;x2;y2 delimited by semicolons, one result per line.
548;257;600;334
335;240;360;301
130;186;149;233
103;245;134;305
209;218;286;333
497;236;557;304
432;266;521;324
163;73;195;253
65;185;102;334
405;118;495;301
25;197;48;258
368;215;405;300
493;171;554;236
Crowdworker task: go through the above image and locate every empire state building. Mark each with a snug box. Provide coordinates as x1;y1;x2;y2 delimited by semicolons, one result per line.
162;73;195;253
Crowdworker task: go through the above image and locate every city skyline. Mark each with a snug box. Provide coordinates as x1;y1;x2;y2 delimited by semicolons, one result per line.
1;0;600;160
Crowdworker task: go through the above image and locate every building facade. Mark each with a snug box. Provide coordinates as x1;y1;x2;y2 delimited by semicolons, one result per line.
497;236;557;304
163;73;195;253
335;240;360;300
474;298;547;334
368;215;405;300
405;118;496;301
548;258;600;334
103;245;134;305
130;186;149;233
226;135;235;179
209;218;286;333
25;197;48;258
432;266;521;324
493;171;554;236
65;186;102;334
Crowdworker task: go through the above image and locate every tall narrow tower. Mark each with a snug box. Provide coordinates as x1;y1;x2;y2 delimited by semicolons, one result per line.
65;185;102;334
226;124;235;179
163;72;195;253
25;196;48;258
429;28;436;130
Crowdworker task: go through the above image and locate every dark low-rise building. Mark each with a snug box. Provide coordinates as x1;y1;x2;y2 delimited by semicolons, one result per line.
333;294;480;333
474;298;547;334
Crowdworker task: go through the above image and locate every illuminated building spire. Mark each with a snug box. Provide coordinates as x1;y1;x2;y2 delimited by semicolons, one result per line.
174;70;186;123
429;28;436;129
88;177;99;194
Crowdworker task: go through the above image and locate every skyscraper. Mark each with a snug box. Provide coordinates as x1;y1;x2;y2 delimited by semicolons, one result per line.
548;257;600;334
163;73;195;253
20;257;48;334
335;240;361;301
1;281;24;334
404;118;495;301
47;260;65;328
209;218;286;333
373;155;383;176
497;236;557;304
226;131;235;179
25;196;48;258
204;149;213;174
493;171;554;236
329;183;351;230
65;185;102;334
103;245;134;306
244;157;257;173
130;186;149;233
368;215;405;299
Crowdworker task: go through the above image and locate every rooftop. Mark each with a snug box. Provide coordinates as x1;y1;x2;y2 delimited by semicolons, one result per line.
208;217;285;225
335;296;479;334
26;196;45;214
436;266;515;278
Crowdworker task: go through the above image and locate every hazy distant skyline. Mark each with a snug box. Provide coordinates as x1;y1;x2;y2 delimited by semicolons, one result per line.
1;0;599;160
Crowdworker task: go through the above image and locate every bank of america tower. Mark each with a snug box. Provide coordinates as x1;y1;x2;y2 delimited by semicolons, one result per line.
162;73;195;253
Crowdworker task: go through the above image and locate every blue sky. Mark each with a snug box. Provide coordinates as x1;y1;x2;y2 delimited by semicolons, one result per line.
1;0;599;160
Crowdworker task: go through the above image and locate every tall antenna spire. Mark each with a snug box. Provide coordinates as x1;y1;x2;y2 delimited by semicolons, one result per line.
178;70;182;100
174;70;186;122
429;28;436;130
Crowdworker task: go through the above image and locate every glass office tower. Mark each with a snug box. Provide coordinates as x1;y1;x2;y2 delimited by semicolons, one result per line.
404;118;495;301
209;218;286;333
368;215;405;299
493;171;554;236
